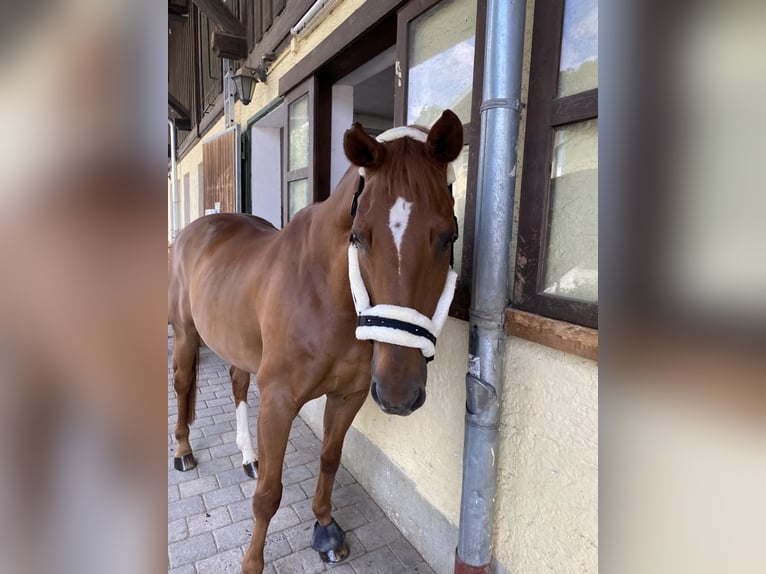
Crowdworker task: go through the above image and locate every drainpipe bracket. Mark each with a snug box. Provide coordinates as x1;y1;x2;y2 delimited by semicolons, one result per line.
479;97;521;113
465;373;497;415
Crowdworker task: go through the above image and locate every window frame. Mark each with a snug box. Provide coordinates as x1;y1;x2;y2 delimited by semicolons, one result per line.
283;78;315;224
394;0;487;320
513;0;598;329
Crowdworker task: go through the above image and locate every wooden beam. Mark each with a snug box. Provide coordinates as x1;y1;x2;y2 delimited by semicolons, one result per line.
212;31;248;60
168;93;191;122
505;308;598;361
191;0;246;37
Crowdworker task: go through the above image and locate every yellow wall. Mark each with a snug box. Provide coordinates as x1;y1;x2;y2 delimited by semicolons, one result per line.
171;1;598;572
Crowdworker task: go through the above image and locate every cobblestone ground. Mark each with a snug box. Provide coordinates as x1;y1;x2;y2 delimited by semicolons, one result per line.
168;327;434;574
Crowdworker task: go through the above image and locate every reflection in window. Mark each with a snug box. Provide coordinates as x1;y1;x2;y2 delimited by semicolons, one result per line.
287;178;310;221
558;0;598;97
288;95;309;171
407;0;477;126
543;119;598;302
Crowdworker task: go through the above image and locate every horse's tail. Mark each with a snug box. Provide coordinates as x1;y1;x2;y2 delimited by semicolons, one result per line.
186;345;199;425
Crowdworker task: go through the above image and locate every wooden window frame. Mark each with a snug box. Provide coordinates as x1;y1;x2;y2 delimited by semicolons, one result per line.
394;0;487;320
283;78;315;225
513;0;598;329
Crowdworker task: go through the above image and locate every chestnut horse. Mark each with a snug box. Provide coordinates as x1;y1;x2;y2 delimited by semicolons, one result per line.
168;110;463;573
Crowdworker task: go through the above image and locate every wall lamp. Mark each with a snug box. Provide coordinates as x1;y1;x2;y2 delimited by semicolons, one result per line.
233;65;267;105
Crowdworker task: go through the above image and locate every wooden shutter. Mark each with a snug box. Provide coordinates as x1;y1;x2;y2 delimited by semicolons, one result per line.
202;126;241;213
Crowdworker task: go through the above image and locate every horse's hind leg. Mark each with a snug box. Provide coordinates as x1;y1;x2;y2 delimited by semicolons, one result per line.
171;325;200;472
310;389;368;563
230;366;258;478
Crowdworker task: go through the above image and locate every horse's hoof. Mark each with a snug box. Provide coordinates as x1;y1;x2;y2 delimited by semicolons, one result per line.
173;453;197;472
311;518;348;563
318;542;350;563
242;460;258;479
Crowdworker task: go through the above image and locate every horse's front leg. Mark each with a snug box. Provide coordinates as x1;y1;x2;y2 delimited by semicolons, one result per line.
311;389;368;563
241;389;297;574
230;366;258;478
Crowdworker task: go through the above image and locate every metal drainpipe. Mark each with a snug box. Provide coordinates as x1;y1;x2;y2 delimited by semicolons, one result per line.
455;0;526;572
168;119;178;240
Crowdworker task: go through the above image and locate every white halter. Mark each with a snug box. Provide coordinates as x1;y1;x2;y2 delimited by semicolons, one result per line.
347;126;459;359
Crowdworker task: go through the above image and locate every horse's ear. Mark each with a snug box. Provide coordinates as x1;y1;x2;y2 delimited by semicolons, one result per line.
426;109;463;164
344;122;386;169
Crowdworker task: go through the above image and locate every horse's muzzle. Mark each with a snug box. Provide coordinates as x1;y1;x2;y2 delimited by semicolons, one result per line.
370;380;426;416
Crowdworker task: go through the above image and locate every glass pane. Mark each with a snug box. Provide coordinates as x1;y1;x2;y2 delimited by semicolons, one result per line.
407;0;477;126
451;145;470;273
288;94;309;171
543;119;598;302
287;179;310;221
557;0;598;97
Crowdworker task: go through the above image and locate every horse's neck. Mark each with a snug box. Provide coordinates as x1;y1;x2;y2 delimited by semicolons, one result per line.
287;169;357;308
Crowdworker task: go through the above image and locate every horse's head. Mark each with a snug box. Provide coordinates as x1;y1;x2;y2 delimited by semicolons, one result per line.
343;110;463;416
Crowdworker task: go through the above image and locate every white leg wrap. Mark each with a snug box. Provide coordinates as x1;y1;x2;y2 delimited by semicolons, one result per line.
235;402;256;465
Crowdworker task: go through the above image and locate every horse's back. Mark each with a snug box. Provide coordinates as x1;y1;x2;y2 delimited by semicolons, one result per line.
168;214;277;323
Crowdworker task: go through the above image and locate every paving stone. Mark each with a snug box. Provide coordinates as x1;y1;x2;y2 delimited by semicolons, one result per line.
283;519;316;552
291;435;322;452
388;538;423;567
267;506;302;534
291;498;317;523
202;421;235;437
354;517;402;552
299;475;320;498
349;547;407;574
168;565;195;574
284;448;317;468
168;495;205;522
273;547;326;574
195;547;243;574
355;498;386;522
186;505;232;537
194;433;224;449
168;484;180;503
168;518;188;544
333;484;368;509
178;475;218;498
203;484;246;510
282;465;313;486
265;531;294;563
332;504;369;532
402;563;436;574
217;466;252;488
198;453;235;474
167;466;200;485
210;441;243;460
206;397;233;407
168;532;217;568
213;518;254;552
228;498;254;523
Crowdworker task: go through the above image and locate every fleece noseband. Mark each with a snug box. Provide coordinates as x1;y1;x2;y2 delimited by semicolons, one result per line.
347;127;459;362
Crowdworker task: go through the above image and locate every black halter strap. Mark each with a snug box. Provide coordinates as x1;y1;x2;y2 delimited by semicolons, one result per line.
350;174;365;220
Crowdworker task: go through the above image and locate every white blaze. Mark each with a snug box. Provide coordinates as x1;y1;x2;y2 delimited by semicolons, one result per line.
235;402;256;465
388;197;413;273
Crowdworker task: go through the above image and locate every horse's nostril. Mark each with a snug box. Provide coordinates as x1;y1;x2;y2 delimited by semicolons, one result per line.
411;388;426;411
370;381;380;404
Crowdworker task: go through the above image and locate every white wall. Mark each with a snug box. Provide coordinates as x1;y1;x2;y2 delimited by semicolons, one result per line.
331;84;354;192
250;126;283;229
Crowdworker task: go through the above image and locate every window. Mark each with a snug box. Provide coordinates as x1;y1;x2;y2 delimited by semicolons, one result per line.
283;79;315;223
396;0;485;319
514;0;598;328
